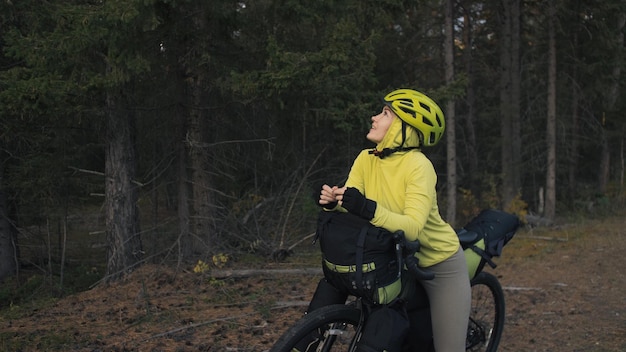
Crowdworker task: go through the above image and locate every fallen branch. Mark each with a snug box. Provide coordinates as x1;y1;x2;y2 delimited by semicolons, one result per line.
503;286;543;291
210;267;322;279
273;300;310;309
523;235;568;242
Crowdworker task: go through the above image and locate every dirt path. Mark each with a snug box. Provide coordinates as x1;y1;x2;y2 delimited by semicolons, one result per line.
1;215;625;351
495;216;626;351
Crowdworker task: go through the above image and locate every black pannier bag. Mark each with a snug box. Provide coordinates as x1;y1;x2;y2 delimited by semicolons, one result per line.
355;301;410;352
459;209;520;278
315;211;401;305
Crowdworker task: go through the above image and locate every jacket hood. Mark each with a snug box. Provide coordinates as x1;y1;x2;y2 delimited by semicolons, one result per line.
375;116;422;152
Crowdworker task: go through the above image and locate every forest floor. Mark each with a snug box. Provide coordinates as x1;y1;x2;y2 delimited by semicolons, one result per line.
1;214;625;351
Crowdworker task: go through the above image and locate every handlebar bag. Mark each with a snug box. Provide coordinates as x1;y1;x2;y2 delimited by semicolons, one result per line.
315;210;400;305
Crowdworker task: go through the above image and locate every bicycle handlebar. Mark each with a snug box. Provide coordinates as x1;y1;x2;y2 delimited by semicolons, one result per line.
393;231;436;281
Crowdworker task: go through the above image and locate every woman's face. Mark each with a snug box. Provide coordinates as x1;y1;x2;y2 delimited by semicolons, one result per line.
366;106;396;144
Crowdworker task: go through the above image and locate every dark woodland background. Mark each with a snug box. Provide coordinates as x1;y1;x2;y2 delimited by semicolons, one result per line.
0;0;624;299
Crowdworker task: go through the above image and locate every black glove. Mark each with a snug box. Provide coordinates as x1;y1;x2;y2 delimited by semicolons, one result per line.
320;201;338;210
342;187;377;220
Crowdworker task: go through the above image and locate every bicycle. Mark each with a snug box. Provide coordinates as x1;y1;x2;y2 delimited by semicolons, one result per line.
270;228;509;352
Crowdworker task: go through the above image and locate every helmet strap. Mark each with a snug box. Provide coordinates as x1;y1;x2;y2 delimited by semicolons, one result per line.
368;121;420;159
369;146;419;159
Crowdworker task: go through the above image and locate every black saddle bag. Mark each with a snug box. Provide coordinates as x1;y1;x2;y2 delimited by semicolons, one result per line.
460;209;520;278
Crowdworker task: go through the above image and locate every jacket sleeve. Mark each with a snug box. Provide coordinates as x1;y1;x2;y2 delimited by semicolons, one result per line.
369;160;435;241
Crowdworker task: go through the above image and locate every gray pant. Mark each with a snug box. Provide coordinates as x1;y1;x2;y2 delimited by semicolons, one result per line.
419;246;472;352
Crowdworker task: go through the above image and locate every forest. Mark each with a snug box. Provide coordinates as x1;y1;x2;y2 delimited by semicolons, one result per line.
0;0;625;297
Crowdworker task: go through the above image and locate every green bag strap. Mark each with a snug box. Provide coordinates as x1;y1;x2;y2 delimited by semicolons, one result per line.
470;244;498;269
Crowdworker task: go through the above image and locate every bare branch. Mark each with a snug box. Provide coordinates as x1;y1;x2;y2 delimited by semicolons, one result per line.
68;166;145;187
278;147;326;248
185;135;276;149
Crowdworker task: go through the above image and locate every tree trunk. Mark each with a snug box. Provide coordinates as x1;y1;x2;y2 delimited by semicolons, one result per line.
545;0;557;221
567;12;581;198
599;132;610;193
0;163;17;281
177;118;193;264
499;0;513;206
499;0;522;208
105;91;143;281
599;12;625;194
618;135;625;195
461;1;479;197
568;75;580;196
187;76;215;253
182;4;215;255
510;0;522;204
619;135;626;194
444;0;457;225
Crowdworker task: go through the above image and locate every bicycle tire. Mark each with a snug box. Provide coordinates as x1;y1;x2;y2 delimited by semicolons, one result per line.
271;271;506;352
270;304;361;352
466;271;506;352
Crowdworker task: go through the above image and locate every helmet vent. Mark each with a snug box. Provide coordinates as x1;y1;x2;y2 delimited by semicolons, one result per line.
419;102;431;112
435;114;443;127
422;116;433;126
400;106;415;118
429;132;436;144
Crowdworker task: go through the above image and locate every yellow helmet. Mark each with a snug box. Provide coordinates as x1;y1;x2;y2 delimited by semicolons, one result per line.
383;89;445;146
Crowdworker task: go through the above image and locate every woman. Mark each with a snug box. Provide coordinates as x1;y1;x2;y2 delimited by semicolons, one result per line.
318;89;471;351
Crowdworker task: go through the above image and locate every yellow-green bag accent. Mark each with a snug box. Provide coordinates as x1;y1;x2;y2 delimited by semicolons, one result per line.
374;276;402;305
323;258;401;305
458;209;520;279
323;259;377;274
463;238;486;279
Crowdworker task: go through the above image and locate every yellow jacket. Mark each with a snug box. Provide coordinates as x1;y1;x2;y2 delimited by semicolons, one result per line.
342;117;459;267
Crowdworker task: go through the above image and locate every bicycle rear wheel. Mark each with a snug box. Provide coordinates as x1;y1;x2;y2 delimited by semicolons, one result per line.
270;304;362;352
466;271;505;352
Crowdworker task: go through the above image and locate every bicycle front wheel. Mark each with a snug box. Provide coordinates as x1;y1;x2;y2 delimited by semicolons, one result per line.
466;271;506;352
270;304;362;352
